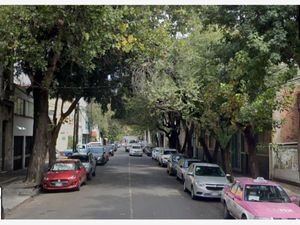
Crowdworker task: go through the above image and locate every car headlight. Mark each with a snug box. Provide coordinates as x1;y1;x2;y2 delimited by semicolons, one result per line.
69;175;77;179
97;156;101;160
195;181;205;187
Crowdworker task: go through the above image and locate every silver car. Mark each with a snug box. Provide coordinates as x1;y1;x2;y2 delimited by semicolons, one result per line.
151;147;163;160
184;162;230;199
175;158;202;182
158;148;177;167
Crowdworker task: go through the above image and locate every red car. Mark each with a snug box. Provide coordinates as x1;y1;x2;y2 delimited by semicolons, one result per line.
42;159;87;192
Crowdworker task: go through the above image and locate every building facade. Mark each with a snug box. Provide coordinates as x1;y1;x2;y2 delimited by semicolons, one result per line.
12;86;34;170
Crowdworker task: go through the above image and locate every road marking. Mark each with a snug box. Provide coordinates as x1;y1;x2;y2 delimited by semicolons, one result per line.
128;155;133;219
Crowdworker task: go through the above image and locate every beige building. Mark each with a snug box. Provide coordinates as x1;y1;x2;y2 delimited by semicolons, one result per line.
49;98;90;153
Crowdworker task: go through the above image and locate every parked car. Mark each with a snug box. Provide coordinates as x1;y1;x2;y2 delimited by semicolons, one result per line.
221;177;300;219
129;144;143;157
87;146;109;165
166;153;186;176
175;158;203;182
184;162;230;200
107;144;114;156
143;145;154;156
151;147;163;160
41;159;87;192
68;152;96;180
158;148;177;167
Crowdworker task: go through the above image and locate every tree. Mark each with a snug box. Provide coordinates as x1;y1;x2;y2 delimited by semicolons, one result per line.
200;6;299;177
0;6;126;184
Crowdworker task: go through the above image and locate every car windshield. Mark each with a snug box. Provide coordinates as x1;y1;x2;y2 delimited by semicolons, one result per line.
51;163;76;171
69;155;88;162
187;161;201;167
195;166;225;177
132;146;141;149
88;148;104;154
164;151;176;155
244;185;291;203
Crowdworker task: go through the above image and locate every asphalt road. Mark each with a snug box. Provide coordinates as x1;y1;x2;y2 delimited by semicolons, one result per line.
6;148;223;219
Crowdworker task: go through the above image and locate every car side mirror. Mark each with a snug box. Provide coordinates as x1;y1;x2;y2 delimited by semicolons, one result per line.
226;174;231;178
290;195;299;205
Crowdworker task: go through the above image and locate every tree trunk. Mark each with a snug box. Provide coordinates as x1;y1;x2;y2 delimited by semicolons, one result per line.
212;140;220;163
168;129;180;150
220;142;232;175
48;125;61;167
199;135;212;163
25;86;49;185
244;125;259;178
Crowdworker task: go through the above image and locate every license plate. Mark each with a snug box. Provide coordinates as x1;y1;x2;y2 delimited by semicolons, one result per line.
55;182;63;187
211;192;220;196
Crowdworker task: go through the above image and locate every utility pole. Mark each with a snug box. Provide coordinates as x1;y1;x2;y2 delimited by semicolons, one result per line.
73;103;79;152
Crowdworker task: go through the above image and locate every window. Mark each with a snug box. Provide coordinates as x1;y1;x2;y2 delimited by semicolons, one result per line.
187;164;194;173
235;184;244;199
14;98;24;115
25;101;33;117
230;182;239;194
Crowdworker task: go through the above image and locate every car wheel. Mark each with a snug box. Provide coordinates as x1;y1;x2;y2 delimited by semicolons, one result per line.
92;169;96;176
87;173;91;180
158;161;161;166
223;203;232;219
191;186;197;200
241;214;247;219
76;183;81;191
183;181;188;192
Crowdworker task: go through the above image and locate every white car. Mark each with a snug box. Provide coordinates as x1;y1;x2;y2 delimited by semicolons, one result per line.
158;148;177;167
129;144;143;157
151;147;163;160
184;162;230;199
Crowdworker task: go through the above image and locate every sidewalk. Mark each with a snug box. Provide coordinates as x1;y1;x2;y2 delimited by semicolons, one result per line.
0;169;40;217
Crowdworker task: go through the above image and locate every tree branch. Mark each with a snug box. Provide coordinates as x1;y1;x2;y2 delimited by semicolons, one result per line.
53;93;59;125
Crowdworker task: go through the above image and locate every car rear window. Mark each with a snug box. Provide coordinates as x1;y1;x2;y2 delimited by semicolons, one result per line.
51;163;76;171
69;155;88;162
132;146;141;149
88;148;104;154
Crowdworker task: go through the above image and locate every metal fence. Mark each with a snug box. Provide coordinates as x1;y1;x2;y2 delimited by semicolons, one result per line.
269;142;300;184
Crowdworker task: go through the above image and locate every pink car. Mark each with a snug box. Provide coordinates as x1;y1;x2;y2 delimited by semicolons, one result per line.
221;177;300;219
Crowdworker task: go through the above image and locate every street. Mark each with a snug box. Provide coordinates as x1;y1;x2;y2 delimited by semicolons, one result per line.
6;149;223;219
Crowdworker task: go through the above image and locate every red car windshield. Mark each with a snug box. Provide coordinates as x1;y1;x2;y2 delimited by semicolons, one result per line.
244;185;291;203
51;163;76;171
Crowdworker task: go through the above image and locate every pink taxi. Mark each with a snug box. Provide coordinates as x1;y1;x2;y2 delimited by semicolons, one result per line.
221;177;300;219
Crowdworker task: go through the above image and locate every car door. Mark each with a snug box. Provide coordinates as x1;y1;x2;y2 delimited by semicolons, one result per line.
225;182;239;216
185;164;194;190
231;183;244;219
